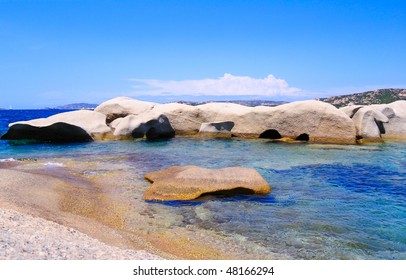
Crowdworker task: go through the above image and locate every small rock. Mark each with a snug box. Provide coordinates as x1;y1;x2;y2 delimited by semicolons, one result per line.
143;165;271;201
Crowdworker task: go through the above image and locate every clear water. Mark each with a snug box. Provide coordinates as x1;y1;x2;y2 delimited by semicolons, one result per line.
1;110;405;259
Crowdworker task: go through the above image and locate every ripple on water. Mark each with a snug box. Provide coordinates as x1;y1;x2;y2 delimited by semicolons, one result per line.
1;137;405;259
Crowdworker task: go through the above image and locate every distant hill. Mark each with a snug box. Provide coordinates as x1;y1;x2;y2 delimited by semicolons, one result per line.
51;103;99;110
318;88;406;108
177;100;288;107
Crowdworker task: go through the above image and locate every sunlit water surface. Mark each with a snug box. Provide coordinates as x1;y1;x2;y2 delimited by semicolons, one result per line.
1;110;405;259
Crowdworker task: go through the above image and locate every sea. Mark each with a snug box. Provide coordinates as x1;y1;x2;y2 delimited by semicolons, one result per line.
0;109;405;259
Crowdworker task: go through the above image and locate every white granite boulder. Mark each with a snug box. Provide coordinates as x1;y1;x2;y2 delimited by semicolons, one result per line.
351;107;388;140
340;101;406;140
199;121;235;137
152;100;356;143
370;100;406;139
1;110;111;142
239;100;357;142
339;105;364;118
150;103;202;133
113;113;175;140
94;97;155;123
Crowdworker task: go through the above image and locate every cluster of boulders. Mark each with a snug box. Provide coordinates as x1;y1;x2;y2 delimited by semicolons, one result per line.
1;97;405;143
339;100;406;141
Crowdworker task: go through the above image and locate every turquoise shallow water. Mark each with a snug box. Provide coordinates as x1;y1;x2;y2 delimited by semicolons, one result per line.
1;110;405;259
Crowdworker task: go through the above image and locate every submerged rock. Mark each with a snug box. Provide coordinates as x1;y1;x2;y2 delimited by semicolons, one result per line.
1;110;111;142
143;166;271;201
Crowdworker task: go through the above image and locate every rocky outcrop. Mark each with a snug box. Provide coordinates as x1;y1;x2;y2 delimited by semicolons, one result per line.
199;121;235;138
149;103;203;133
247;101;356;142
94;97;155;123
340;100;406;141
1;97;363;143
351;107;388;141
1;110;111;142
1;123;93;142
113;113;175;140
339;105;364;118
150;100;357;143
143;166;271;201
370;101;406;139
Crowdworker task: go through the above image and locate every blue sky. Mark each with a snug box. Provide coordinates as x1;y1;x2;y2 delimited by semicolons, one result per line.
0;0;405;108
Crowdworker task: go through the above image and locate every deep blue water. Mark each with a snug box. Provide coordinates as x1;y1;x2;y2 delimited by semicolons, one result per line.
1;110;405;259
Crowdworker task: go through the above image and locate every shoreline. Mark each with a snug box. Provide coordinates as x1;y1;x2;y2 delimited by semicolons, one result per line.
0;162;283;260
0;139;405;259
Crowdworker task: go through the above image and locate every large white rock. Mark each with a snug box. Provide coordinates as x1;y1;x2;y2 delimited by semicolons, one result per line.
94;97;156;123
150;103;202;133
1;110;111;142
113;113;175;140
340;101;406;140
199;121;235;137
339;105;364;118
351;107;389;140
152;100;356;142
150;102;251;134
370;100;406;139
241;100;356;142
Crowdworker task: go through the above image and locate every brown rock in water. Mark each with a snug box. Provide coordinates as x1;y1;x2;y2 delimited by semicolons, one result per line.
143;166;271;201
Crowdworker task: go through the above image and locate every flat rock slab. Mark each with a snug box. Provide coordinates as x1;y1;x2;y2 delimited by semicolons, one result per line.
143;166;271;201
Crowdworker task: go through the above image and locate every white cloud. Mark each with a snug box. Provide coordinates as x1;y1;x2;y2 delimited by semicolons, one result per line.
130;73;301;97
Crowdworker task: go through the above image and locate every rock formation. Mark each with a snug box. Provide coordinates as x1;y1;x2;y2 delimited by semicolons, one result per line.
370;100;406;139
148;100;356;143
1;110;111;142
340;100;406;141
113;113;175;140
143;166;271;201
198;121;235;138
94;97;155;123
351;107;388;141
3;97;386;143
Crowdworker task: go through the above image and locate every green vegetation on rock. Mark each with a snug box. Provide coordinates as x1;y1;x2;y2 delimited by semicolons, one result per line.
318;88;406;108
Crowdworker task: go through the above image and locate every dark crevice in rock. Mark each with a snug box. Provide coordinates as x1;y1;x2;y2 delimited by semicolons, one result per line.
259;129;282;139
295;133;309;141
106;113;128;124
198;187;255;199
375;120;386;134
349;106;364;118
